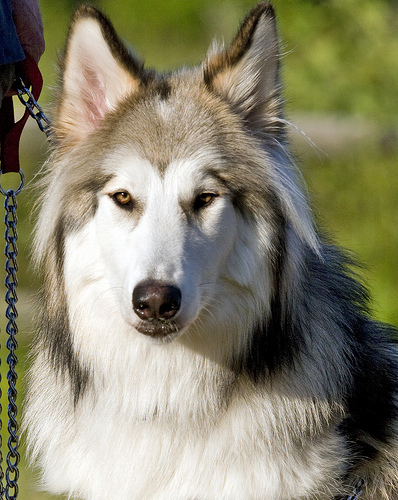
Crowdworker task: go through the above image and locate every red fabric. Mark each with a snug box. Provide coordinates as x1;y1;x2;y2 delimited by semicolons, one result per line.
0;54;43;173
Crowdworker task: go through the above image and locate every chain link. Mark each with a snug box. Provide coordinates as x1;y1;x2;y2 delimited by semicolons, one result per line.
340;479;364;500
4;188;21;500
15;78;51;138
0;172;24;500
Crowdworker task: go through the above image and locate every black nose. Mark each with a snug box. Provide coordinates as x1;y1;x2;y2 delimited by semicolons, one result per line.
133;280;182;321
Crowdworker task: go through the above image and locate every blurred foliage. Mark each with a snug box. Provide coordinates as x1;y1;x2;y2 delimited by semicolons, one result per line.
1;0;397;498
302;145;398;327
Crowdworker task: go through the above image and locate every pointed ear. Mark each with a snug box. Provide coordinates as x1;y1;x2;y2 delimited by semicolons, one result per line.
55;6;144;143
203;3;283;138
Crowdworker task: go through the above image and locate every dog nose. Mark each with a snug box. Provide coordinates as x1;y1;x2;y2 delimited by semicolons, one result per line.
133;280;182;321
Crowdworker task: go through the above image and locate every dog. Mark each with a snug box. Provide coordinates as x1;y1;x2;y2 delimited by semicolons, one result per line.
24;3;398;499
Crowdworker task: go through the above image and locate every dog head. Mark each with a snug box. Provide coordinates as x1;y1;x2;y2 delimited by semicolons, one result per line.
37;4;317;346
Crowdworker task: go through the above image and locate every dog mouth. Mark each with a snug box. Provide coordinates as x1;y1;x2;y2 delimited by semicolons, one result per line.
135;320;182;340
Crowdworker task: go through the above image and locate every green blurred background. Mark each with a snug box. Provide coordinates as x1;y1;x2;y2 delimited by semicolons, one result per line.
1;0;397;498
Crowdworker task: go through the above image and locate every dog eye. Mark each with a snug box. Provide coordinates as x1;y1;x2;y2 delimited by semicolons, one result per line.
193;192;218;211
112;191;134;208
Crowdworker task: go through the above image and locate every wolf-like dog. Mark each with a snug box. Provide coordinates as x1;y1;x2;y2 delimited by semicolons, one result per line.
24;3;398;499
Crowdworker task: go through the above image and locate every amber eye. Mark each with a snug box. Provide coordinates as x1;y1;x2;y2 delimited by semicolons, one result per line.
193;192;218;211
112;191;133;208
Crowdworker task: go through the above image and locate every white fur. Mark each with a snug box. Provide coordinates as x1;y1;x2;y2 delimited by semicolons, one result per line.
63;150;273;374
30;374;345;499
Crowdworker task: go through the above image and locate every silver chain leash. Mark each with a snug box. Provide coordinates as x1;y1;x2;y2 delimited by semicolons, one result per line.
341;479;364;500
15;78;51;139
0;73;48;499
0;171;24;500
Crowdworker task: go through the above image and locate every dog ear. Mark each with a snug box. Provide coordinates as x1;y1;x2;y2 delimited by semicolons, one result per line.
55;6;144;143
203;3;283;138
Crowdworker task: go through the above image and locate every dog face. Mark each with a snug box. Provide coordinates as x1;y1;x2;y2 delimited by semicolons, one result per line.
95;147;240;340
60;87;272;345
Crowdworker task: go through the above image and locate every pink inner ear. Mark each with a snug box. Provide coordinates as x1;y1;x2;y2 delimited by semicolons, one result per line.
81;66;108;127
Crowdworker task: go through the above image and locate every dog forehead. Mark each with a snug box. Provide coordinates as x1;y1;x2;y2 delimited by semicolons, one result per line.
105;81;231;172
103;149;221;196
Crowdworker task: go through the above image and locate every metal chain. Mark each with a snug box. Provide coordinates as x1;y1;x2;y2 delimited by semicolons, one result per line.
15;78;51;138
340;479;364;500
0;77;49;499
4;188;21;500
0;171;24;500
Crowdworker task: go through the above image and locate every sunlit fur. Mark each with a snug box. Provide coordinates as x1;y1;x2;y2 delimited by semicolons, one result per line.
24;4;398;499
